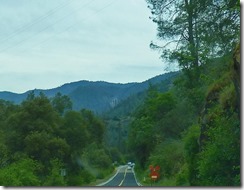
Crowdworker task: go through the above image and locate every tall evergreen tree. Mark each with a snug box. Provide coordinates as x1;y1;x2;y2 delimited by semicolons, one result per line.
146;0;240;70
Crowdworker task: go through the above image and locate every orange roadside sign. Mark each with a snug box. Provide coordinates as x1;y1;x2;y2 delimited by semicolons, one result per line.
149;165;160;181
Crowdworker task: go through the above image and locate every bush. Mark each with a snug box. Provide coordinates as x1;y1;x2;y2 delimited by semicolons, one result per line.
0;158;41;186
43;159;67;186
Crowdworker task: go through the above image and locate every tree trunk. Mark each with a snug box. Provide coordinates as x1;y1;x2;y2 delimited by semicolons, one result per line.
185;0;199;68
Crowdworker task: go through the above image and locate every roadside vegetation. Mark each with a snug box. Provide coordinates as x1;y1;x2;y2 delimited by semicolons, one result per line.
0;92;116;186
129;49;240;186
127;0;240;186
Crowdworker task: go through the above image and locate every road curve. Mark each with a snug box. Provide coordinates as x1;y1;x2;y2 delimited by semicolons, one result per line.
97;165;141;187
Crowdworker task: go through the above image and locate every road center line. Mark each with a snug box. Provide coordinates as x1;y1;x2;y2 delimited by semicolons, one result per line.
118;168;127;186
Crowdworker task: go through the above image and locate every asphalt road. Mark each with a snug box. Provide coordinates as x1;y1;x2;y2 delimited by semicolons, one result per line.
98;166;140;187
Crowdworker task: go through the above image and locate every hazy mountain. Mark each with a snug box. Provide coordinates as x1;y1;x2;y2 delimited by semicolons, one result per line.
0;71;179;114
104;73;177;119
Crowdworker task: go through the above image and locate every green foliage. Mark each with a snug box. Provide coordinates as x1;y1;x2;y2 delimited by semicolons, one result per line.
148;139;184;178
23;131;52;162
79;169;96;184
195;50;240;186
128;111;156;168
175;163;190;186
102;73;178;157
128;43;240;187
0;158;41;186
44;159;67;186
60;111;89;152
80;109;105;144
66;174;85;186
51;92;72;115
4;94;61;155
157;177;177;186
0;92;113;186
107;147;124;164
82;143;112;169
147;0;240;69
182;125;200;185
128;90;188;169
219;83;236;110
104;117;130;154
147;92;176;120
0;143;9;168
198;109;240;186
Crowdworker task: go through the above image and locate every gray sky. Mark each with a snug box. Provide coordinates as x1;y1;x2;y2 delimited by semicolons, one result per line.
0;0;169;93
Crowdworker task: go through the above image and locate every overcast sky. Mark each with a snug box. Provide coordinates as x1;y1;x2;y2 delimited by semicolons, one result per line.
0;0;171;93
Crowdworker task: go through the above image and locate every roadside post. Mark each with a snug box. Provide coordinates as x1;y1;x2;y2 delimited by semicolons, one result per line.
60;169;66;177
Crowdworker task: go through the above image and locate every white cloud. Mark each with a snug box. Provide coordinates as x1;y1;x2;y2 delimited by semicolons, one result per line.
0;0;166;93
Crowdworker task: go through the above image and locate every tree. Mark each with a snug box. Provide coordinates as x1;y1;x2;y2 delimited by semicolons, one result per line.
128;91;178;168
0;158;41;186
24;131;70;164
80;109;105;144
51;92;72;115
198;111;240;185
5;94;61;154
0;91;114;186
182;124;200;185
60;111;89;152
20;93;60;134
146;0;240;72
0;143;9;168
148;139;184;178
128;117;154;168
44;159;67;186
24;131;51;162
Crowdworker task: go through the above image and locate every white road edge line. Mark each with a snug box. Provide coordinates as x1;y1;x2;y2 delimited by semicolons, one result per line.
132;168;143;186
96;165;124;186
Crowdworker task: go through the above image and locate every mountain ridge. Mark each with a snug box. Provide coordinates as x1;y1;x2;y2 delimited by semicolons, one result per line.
0;72;179;113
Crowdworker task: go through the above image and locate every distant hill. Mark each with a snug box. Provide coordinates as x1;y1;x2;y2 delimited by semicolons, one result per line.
102;71;179;152
0;71;179;114
103;73;177;119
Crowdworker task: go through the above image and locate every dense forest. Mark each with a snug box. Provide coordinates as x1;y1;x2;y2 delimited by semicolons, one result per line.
0;92;116;186
126;0;240;186
103;72;178;153
0;0;240;187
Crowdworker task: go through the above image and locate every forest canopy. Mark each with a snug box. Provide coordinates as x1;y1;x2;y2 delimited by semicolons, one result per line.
0;93;114;186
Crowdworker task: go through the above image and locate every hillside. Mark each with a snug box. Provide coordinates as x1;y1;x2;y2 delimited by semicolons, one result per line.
103;73;177;153
0;71;179;114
